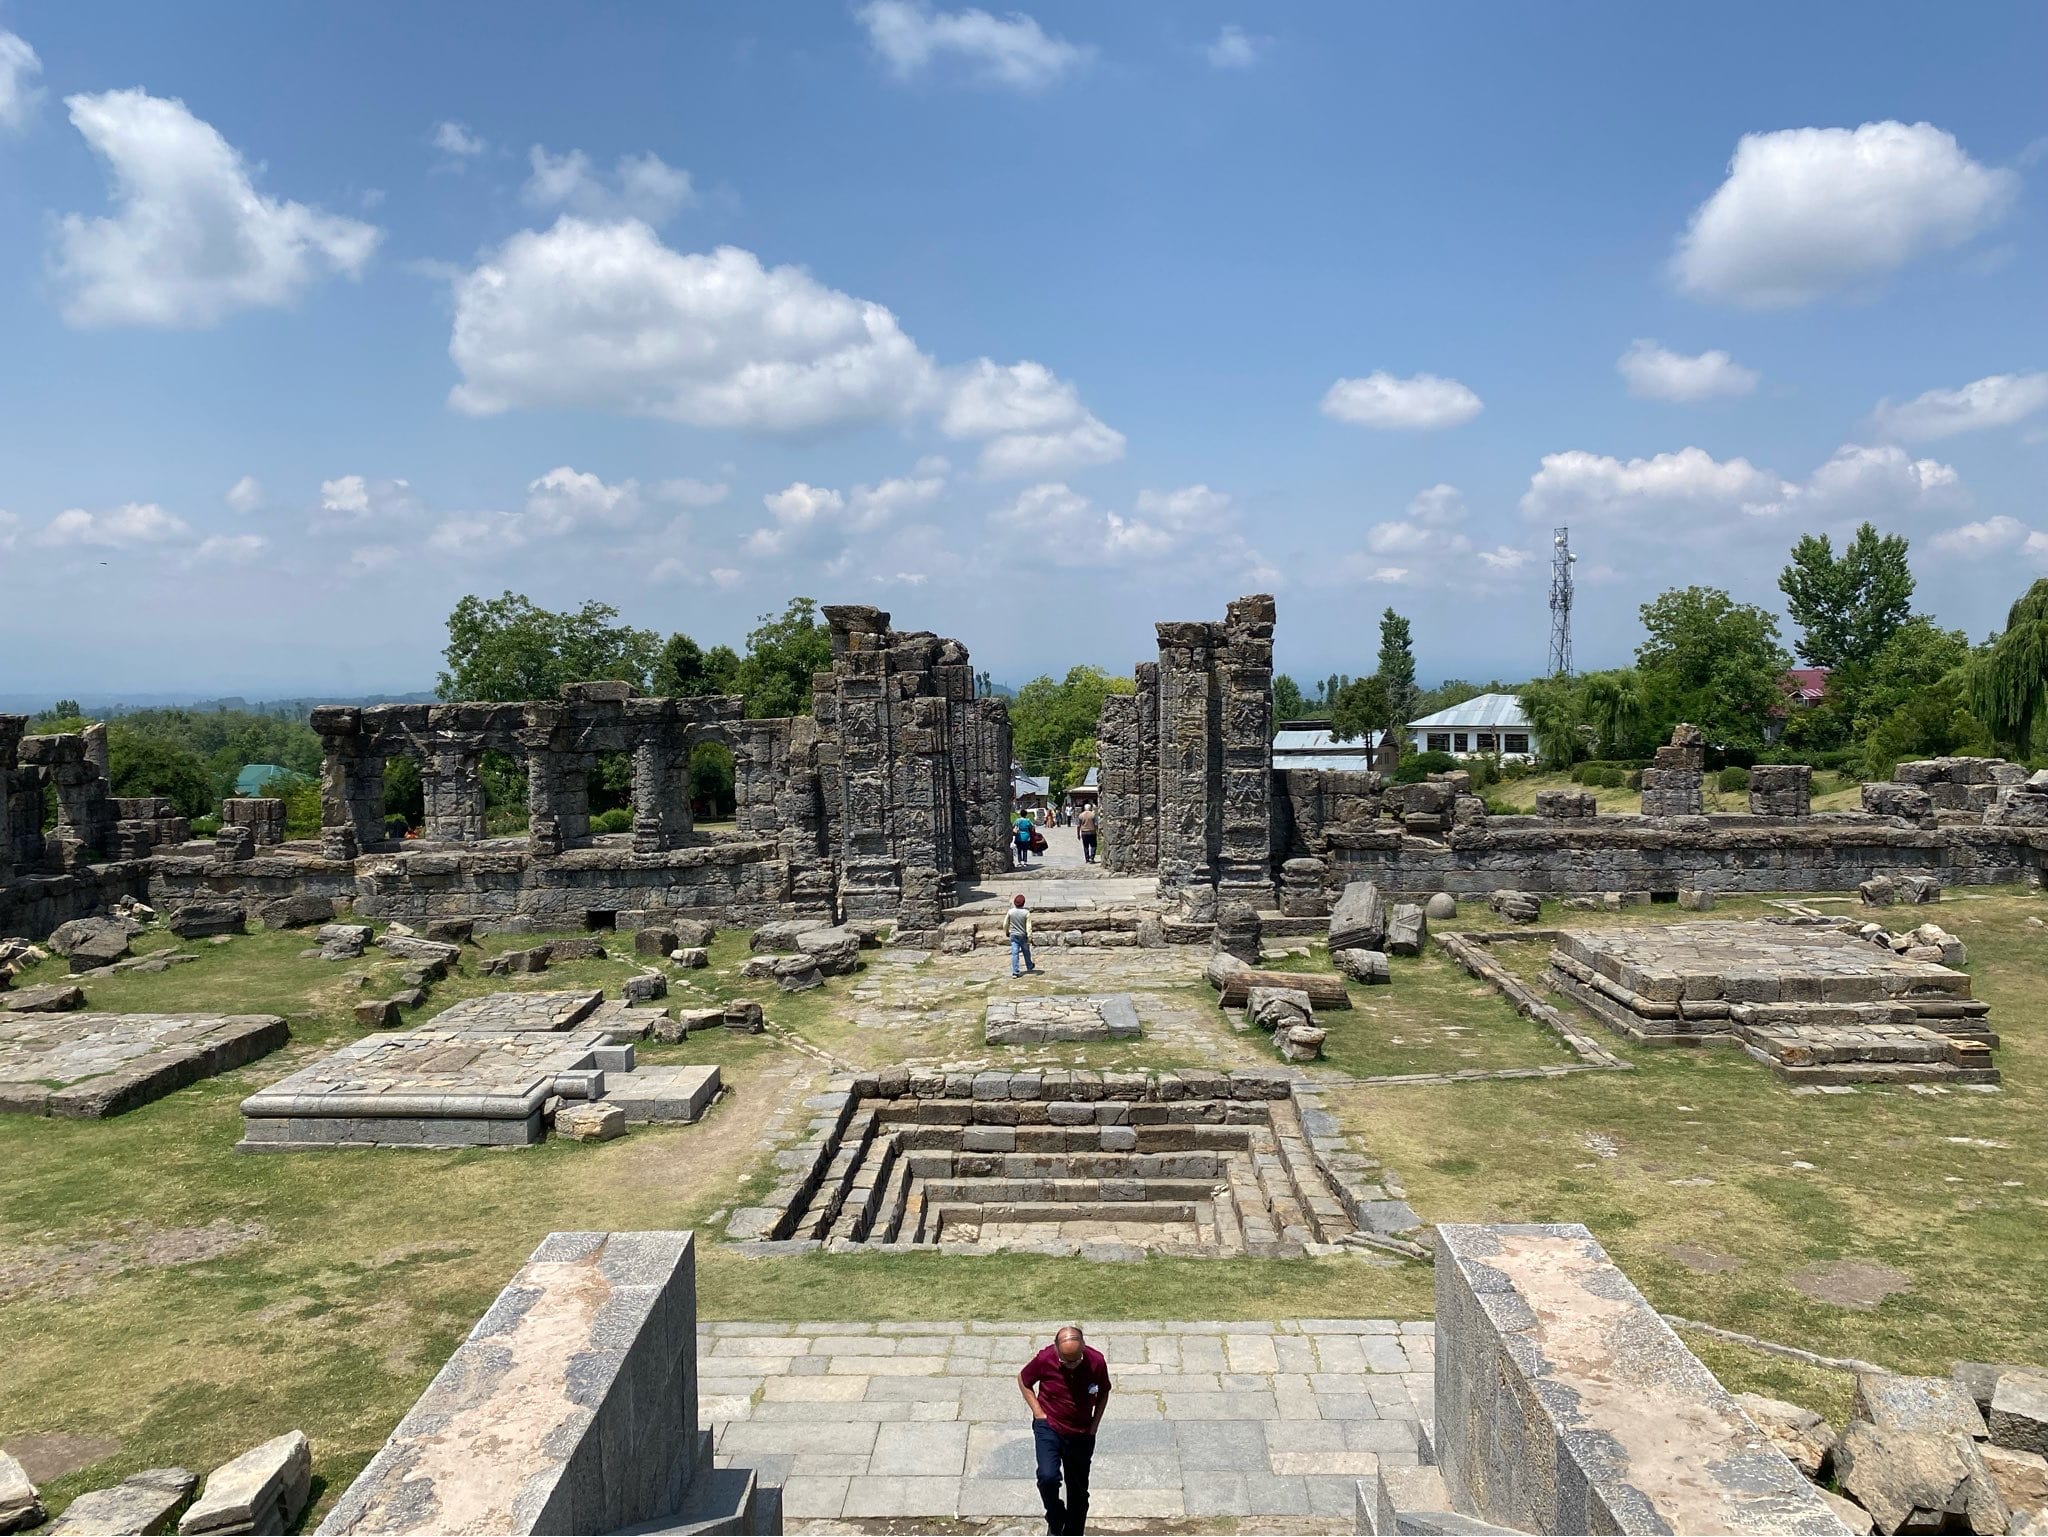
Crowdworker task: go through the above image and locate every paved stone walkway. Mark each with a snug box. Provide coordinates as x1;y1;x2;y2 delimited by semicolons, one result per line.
701;1317;1431;1529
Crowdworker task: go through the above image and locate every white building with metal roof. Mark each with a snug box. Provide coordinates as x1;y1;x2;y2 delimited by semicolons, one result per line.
1405;693;1534;761
1271;720;1384;772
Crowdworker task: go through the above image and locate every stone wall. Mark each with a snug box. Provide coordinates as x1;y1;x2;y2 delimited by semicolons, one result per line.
320;1230;722;1535
1322;815;2038;900
1434;1223;1848;1535
1096;595;1275;903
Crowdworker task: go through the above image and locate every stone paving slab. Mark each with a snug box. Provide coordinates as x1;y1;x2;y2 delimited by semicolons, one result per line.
425;988;604;1032
0;1010;288;1118
704;1318;1430;1529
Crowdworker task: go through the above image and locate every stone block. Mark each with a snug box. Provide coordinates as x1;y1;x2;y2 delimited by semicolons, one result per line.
180;1431;310;1535
354;999;401;1029
1333;948;1391;985
423;917;475;945
49;1467;196;1536
1678;888;1716;911
315;924;370;960
1862;782;1933;821
555;1102;626;1142
1858;877;1896;907
723;1000;765;1032
167;901;246;939
377;933;462;967
1484;890;1540;924
1279;1024;1326;1062
0;1452;42;1535
670;947;709;969
1329;881;1387;953
1737;1393;1837;1480
623;973;667;1003
1385;904;1426;956
1982;1445;2048;1516
252;894;336;931
634;926;680;959
1992;1373;2048;1457
2;982;85;1013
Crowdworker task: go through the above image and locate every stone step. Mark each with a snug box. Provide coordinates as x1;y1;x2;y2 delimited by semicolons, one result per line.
919;1176;1224;1205
827;1133;901;1242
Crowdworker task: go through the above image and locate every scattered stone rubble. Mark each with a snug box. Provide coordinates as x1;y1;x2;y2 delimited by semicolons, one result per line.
1486;889;1541;924
48;1466;196;1536
178;1431;311;1537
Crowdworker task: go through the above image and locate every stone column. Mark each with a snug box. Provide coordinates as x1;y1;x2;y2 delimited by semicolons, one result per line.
520;702;590;857
894;694;954;931
420;745;486;842
629;707;693;853
312;707;386;852
1748;764;1812;817
1640;723;1706;817
0;714;21;884
1154;621;1220;897
825;606;904;920
1216;594;1276;902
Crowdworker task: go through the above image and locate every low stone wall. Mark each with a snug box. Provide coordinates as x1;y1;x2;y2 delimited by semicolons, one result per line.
1323;815;2039;901
0;865;150;940
1434;1223;1848;1535
320;1231;707;1535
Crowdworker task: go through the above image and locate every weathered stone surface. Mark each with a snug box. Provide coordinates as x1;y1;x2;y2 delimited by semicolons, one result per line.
1;981;86;1013
544;937;605;962
1853;1372;1989;1442
1485;890;1540;924
775;959;824;992
1862;782;1935;821
1836;1415;2006;1537
1983;1445;2048;1516
1819;1488;1875;1535
1424;892;1458;920
48;915;139;956
1954;1361;2042;1420
1278;1023;1326;1062
353;999;401;1029
1993;1373;2048;1457
940;919;977;954
669;947;708;969
985;994;1141;1044
1678;887;1717;911
795;926;862;975
633;926;679;959
251;894;336;930
1329;881;1387;953
1333;947;1391;985
1897;873;1943;904
670;918;716;949
0;1452;42;1534
1535;788;1597;820
622;973;666;1003
314;924;370;960
374;933;460;967
751;918;828;952
723;1000;765;1032
318;1231;700;1537
68;924;135;973
1434;1223;1847;1536
554;1101;625;1142
166;901;246;939
179;1431;310;1535
1386;902;1426;956
1737;1392;1838;1481
49;1467;196;1536
3;1011;288;1119
1247;985;1313;1032
422;917;474;945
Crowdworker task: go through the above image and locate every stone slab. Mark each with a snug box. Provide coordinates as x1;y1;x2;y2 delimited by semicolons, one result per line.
0;1012;288;1119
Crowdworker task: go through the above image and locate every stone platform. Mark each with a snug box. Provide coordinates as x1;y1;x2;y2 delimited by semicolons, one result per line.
983;993;1141;1045
427;988;604;1032
238;1025;720;1149
701;1316;1431;1528
0;1010;288;1118
1548;920;1999;1084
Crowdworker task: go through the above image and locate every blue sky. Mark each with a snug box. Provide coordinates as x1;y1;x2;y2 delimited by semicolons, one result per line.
1;2;2043;699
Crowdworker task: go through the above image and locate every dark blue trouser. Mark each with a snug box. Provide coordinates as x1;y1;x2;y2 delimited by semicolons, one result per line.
1034;1420;1094;1534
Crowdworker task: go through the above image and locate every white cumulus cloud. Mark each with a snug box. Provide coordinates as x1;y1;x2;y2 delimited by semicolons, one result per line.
1672;121;2017;307
522;146;694;224
986;481;1266;574
940;358;1126;477
1321;372;1482;431
0;29;42;132
1207;25;1266;69
40;502;192;547
316;474;419;527
1520;442;1963;529
193;533;267;564
224;475;264;514
1335;482;1528;587
52;90;381;328
448;222;936;430
1872;372;2048;441
1617;339;1759;402
1931;515;2033;557
433;120;485;158
856;1;1090;92
523;466;642;534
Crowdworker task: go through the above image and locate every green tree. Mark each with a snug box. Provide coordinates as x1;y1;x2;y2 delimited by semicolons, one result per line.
690;741;736;818
1635;586;1790;749
106;726;216;817
1778;523;1914;671
733;598;833;719
1967;579;2048;754
438;592;660;702
1009;666;1131;796
1377;609;1418;725
1272;674;1308;722
42;699;82;724
1517;674;1588;768
1579;669;1647;758
1850;618;1974;739
1329;675;1392;745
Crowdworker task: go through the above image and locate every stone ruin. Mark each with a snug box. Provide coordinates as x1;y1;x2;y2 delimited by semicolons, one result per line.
724;1066;1417;1260
0;605;1011;943
1546;919;1999;1085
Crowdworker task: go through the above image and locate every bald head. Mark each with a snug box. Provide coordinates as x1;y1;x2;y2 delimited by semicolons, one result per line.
1054;1325;1085;1364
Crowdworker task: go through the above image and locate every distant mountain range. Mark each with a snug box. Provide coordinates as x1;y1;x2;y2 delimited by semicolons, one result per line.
0;690;440;718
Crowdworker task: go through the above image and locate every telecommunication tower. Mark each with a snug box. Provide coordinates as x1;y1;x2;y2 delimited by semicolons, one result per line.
1547;527;1576;676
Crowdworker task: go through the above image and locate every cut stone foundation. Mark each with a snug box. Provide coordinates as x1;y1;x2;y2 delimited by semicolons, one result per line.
983;993;1141;1044
1547;920;1998;1085
0;1010;288;1118
728;1069;1401;1258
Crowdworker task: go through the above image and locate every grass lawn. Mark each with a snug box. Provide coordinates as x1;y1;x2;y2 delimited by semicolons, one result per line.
1495;768;1866;815
1335;884;2048;1410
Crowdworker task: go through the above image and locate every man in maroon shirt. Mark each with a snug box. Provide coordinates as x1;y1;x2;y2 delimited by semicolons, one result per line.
1018;1325;1112;1535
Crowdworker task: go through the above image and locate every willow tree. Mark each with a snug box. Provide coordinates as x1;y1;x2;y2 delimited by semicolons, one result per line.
1968;579;2048;753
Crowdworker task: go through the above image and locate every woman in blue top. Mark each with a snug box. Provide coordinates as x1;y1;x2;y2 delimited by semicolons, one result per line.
1015;811;1034;865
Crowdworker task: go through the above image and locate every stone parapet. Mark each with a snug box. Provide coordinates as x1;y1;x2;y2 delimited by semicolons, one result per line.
1434;1222;1849;1535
